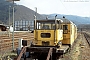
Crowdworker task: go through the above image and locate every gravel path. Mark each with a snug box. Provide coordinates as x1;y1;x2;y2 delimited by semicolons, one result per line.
62;33;90;60
80;33;90;60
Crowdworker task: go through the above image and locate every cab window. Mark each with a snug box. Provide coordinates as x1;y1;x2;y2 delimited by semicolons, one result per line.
63;25;68;30
63;25;68;34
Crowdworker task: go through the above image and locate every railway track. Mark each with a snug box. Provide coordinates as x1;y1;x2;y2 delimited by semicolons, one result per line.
83;32;90;46
17;47;63;60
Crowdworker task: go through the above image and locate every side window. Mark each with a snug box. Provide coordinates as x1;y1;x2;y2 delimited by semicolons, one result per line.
63;25;68;34
41;33;51;38
42;25;50;29
63;25;68;30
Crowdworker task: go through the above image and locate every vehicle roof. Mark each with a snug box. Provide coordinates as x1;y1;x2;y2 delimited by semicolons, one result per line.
60;18;72;24
36;18;73;24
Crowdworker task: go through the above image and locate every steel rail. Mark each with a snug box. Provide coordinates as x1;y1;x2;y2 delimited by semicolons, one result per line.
83;32;90;46
46;48;53;60
17;46;26;60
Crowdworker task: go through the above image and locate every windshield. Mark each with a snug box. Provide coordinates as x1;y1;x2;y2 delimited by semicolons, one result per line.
35;20;61;30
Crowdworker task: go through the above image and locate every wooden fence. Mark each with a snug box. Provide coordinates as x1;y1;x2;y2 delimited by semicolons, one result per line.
0;31;34;56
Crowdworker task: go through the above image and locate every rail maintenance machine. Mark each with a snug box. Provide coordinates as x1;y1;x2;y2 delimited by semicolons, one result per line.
18;16;70;60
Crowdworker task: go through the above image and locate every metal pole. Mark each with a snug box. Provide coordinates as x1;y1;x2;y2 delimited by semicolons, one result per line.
35;7;37;18
54;15;57;44
12;0;14;51
9;6;11;29
9;5;11;37
55;15;57;29
34;7;37;42
34;15;36;30
34;7;37;29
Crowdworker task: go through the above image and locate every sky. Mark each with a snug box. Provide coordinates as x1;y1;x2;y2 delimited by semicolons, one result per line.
15;0;90;17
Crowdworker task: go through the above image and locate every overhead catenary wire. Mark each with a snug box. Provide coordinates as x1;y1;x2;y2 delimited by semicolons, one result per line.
59;0;71;16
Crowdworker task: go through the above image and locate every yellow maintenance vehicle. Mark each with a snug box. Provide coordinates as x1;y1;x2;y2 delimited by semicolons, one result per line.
17;16;77;60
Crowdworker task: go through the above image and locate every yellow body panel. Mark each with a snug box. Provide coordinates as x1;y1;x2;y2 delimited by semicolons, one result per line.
62;24;70;45
37;30;54;41
62;34;70;44
34;19;77;47
34;30;54;46
34;29;63;46
62;23;77;46
56;29;63;41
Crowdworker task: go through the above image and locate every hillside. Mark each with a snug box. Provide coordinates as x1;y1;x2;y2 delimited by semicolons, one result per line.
42;14;90;25
0;0;43;24
0;0;90;26
0;0;13;24
13;5;43;21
